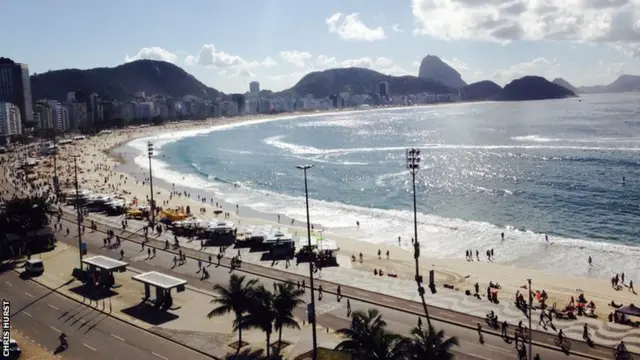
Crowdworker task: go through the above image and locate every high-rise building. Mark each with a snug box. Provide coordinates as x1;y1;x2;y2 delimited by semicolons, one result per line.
378;81;389;97
47;100;70;132
34;101;53;129
0;58;33;126
249;81;260;96
88;93;103;124
0;102;23;136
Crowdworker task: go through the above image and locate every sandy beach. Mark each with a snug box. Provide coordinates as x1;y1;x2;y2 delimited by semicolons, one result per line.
2;113;639;351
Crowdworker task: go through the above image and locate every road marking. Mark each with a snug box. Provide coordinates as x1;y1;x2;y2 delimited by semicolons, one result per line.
23;311;32;317
24;292;34;297
5;281;12;286
48;304;59;311
49;326;61;333
110;333;125;341
484;344;511;354
83;343;97;351
152;352;169;360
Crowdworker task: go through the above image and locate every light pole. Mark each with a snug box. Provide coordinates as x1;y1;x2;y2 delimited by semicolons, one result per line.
527;278;532;360
51;130;59;201
406;148;431;328
296;164;318;360
147;141;155;225
72;155;84;268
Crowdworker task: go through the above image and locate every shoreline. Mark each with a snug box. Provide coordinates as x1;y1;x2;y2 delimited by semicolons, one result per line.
4;109;640;351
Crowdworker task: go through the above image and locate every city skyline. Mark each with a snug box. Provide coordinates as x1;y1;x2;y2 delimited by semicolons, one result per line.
3;0;640;93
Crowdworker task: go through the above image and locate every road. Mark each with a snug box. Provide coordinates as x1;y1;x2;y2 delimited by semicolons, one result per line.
57;214;598;360
0;270;213;360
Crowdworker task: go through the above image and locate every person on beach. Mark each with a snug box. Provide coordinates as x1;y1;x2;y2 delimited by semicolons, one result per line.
629;280;634;292
588;256;592;266
501;232;504;241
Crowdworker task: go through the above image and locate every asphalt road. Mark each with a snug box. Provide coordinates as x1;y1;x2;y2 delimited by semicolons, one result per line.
56;215;598;360
0;270;213;360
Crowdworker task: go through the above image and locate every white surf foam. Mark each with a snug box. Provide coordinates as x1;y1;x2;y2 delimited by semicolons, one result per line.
125;111;640;284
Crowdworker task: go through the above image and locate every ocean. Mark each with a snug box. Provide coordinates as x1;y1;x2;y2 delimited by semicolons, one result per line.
127;93;640;281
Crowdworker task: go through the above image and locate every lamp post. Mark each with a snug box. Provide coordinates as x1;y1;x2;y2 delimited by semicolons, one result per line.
72;155;84;267
406;148;431;328
52;130;59;201
296;164;318;360
147;141;155;225
527;278;532;360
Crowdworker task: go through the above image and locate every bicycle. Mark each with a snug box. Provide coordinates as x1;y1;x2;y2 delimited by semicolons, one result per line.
553;336;571;351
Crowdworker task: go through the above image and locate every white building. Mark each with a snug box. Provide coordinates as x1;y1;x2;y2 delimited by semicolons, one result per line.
0;102;22;136
34;101;53;129
47;100;70;132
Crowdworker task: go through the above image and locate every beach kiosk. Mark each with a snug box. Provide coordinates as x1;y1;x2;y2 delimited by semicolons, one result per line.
132;271;186;311
79;255;128;288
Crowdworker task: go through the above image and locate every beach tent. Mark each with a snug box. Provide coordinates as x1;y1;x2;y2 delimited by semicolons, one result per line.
616;303;640;317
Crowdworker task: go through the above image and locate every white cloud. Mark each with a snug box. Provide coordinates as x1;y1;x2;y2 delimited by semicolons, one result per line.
490;57;560;85
125;47;178;63
411;0;640;57
326;13;386;41
185;44;277;78
316;55;340;68
279;51;312;68
340;56;409;75
392;24;404;33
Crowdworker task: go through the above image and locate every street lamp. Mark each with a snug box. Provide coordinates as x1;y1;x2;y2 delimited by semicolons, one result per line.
51;130;60;202
527;278;532;360
405;148;432;328
296;164;318;360
147;141;155;225
71;155;84;267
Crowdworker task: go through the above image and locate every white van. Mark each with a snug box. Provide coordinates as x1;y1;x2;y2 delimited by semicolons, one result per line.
24;259;44;275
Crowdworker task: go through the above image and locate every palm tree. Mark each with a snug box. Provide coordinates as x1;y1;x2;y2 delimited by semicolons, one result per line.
273;282;305;357
224;348;265;360
0;194;56;259
208;274;259;358
402;325;459;360
243;285;277;358
335;308;405;360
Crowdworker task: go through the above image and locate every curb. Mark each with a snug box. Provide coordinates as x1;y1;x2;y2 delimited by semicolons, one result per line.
11;327;63;359
12;267;218;360
60;213;613;360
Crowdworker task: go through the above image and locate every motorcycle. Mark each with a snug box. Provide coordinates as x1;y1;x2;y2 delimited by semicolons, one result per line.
485;313;499;329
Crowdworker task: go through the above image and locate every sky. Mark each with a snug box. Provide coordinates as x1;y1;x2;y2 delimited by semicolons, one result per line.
2;0;640;94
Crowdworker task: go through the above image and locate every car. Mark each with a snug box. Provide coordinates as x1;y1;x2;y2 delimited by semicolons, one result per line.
8;339;22;358
24;259;44;275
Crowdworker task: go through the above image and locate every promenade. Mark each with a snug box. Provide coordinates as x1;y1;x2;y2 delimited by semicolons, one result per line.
54;210;616;360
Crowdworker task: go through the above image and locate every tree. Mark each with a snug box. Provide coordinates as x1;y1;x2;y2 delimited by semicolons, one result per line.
335;309;405;360
0;194;56;259
208;274;258;358
273;282;305;357
243;285;277;358
401;325;459;360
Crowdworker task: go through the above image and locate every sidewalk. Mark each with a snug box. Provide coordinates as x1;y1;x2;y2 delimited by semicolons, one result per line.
10;327;59;360
75;211;640;354
27;242;344;359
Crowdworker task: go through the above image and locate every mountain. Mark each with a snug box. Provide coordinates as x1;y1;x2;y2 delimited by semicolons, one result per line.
30;60;221;102
575;74;640;93
552;78;578;93
278;67;455;98
499;76;577;101
459;81;502;101
418;55;467;89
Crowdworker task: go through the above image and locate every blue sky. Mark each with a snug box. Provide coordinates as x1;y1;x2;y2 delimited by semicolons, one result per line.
2;0;640;93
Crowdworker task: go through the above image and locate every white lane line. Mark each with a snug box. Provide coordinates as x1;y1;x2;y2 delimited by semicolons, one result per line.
49;326;61;333
24;292;34;297
484;344;511;354
5;281;12;286
23;311;32;317
110;333;125;341
83;343;97;351
48;304;60;311
152;352;169;360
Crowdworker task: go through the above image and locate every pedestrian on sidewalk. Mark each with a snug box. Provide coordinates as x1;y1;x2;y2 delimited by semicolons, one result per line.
147;248;151;259
501;320;508;338
418;317;422;329
347;299;351;316
152;248;156;257
337;285;341;302
208;254;212;266
318;285;323;300
197;260;202;273
120;249;124;259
